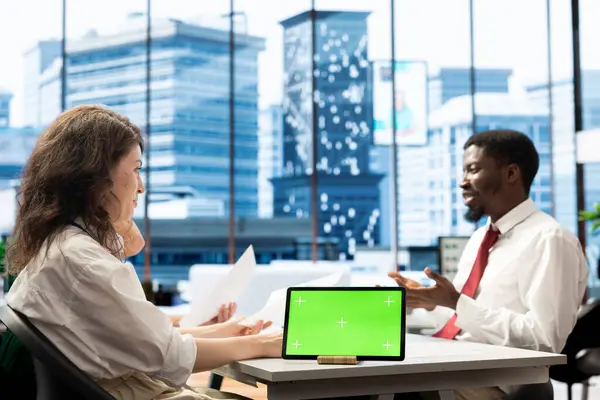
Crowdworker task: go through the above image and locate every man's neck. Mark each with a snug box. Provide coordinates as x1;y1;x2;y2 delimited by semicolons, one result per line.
489;195;529;223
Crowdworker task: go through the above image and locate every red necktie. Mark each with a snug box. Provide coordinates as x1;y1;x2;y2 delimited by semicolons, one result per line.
433;225;500;340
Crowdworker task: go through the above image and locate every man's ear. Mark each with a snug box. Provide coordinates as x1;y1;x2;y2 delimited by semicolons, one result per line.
506;164;520;184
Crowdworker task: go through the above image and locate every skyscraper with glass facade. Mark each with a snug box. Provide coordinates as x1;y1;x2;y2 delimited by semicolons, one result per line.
25;15;266;217
395;91;552;247
527;71;600;237
0;89;11;127
273;11;382;259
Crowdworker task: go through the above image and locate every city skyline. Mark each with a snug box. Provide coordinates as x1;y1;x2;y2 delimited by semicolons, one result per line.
3;0;600;127
0;12;580;247
1;2;600;290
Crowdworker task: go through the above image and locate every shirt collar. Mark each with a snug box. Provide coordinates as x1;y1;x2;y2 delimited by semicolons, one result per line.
487;198;537;235
72;217;124;253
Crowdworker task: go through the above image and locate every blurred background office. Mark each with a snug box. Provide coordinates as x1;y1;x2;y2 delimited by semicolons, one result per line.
1;0;600;300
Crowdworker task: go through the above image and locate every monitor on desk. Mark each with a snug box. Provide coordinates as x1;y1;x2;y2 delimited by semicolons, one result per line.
282;287;406;361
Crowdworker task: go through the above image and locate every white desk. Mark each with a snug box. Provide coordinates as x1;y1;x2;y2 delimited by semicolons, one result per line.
213;334;566;400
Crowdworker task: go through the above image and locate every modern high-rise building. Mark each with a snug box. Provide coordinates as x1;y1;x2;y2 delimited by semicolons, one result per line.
258;105;283;218
526;71;600;236
22;39;63;127
429;68;513;111
395;93;551;247
0;126;38;188
273;11;383;259
393;69;553;248
0;89;12;127
25;15;266;217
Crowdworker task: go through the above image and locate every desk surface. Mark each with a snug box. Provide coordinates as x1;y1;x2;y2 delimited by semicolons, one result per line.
221;334;566;383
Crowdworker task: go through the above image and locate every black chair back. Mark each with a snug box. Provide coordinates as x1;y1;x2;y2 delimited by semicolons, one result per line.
0;304;114;400
506;381;553;400
550;299;600;384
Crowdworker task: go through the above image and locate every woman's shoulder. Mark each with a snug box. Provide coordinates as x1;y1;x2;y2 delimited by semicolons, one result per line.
15;225;123;287
7;225;131;306
49;225;122;267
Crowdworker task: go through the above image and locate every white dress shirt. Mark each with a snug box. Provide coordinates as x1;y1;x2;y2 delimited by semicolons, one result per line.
430;198;588;354
6;223;197;387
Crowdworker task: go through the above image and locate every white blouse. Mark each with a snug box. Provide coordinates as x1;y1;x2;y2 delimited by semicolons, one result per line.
6;223;196;387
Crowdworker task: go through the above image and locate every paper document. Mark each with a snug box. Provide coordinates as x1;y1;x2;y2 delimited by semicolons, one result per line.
240;271;344;327
179;245;256;328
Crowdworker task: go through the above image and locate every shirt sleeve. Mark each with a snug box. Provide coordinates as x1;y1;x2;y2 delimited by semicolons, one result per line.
427;232;483;331
68;256;196;387
454;232;588;352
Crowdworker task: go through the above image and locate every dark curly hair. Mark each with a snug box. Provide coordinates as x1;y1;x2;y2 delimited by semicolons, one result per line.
7;105;144;274
464;129;539;195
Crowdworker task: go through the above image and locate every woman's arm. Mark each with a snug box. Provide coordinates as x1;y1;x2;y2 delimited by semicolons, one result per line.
178;319;270;339
191;331;282;373
178;325;221;338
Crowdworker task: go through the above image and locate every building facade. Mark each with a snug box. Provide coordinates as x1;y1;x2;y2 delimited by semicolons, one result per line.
0;89;12;127
526;71;600;236
273;11;382;259
25;15;266;217
258;105;283;218
396;91;552;247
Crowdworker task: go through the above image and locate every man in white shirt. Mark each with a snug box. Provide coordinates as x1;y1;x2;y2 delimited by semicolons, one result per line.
389;129;589;400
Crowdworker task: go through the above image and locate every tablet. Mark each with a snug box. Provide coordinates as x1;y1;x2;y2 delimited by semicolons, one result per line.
282;287;406;361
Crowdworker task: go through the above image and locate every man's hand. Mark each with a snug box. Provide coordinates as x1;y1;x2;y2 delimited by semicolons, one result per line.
404;268;461;310
388;270;434;311
201;303;237;326
388;271;424;289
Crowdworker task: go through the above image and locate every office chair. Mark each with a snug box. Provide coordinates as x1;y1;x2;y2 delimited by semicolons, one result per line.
506;381;554;400
577;348;600;376
550;299;600;400
0;303;115;400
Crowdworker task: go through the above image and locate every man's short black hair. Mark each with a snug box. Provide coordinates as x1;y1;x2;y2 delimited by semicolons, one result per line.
464;129;540;194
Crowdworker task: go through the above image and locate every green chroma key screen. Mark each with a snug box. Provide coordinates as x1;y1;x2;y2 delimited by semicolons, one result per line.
283;287;406;361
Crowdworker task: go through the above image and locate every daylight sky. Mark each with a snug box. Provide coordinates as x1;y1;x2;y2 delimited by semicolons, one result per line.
1;0;599;127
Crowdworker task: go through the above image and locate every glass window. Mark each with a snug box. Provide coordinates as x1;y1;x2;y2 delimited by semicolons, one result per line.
395;0;473;252
233;0;312;261
0;0;62;235
314;0;390;261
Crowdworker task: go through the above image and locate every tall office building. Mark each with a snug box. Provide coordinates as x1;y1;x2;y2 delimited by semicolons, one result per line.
0;126;38;188
26;15;266;217
22;40;63;127
396;72;552;248
0;89;12;127
526;71;600;236
273;11;383;259
429;68;513;111
258;105;283;218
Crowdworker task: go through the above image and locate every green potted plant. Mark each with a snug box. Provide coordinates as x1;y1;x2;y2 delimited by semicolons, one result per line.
579;203;600;234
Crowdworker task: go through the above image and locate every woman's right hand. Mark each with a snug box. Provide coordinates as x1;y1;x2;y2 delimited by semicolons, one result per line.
255;330;283;358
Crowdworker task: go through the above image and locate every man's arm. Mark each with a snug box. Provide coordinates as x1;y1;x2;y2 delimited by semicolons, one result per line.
454;233;588;352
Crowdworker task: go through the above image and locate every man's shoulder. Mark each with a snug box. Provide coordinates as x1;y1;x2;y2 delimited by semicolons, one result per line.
527;211;579;245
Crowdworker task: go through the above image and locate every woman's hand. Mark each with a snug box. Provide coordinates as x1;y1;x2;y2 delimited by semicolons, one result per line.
200;303;237;326
215;318;273;338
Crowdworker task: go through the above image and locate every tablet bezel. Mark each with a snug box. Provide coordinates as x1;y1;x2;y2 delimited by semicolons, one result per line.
282;286;406;361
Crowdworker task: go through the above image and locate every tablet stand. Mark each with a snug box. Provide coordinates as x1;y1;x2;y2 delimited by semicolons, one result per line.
317;356;358;365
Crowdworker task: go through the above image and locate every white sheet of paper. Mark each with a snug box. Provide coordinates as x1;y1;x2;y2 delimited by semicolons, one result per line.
239;271;344;327
179;245;257;328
